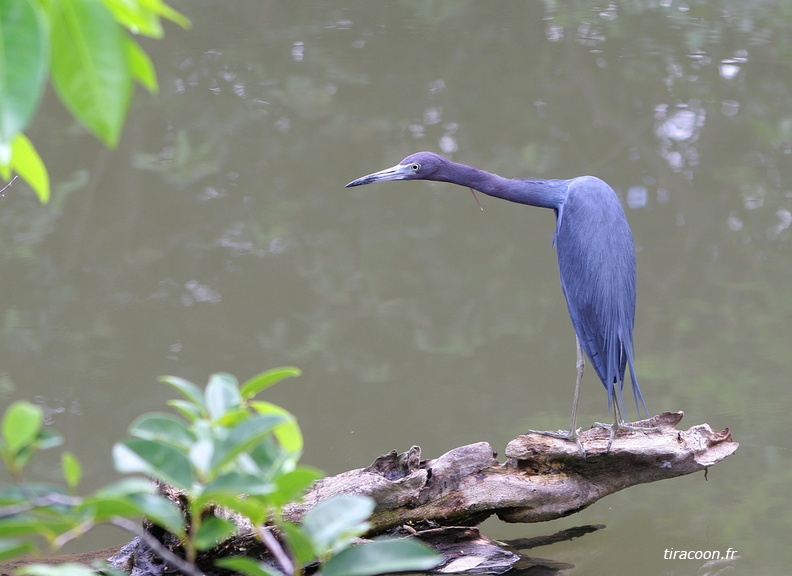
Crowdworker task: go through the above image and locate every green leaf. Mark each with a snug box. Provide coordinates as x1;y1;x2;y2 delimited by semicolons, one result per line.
269;467;322;508
211;414;289;472
82;490;186;536
247;436;297;480
199;471;275;500
215;556;285;576
200;491;270;525
80;494;145;522
113;439;194;489
301;495;374;555
251;402;303;454
87;562;127;576
0;539;35;562
160;375;205;407
10;133;50;203
125;36;158;92
6;428;62;473
0;518;52;539
61;451;82;490
128;493;185;535
188;437;214;476
18;563;102;576
101;0;164;37
103;0;191;35
240;367;301;399
0;0;48;164
279;522;317;566
2;401;43;455
214;407;249;428
94;477;155;498
205;373;242;420
49;0;131;147
321;538;441;576
88;482;186;534
194;516;237;551
138;0;191;29
128;413;195;448
167;399;204;422
35;428;63;451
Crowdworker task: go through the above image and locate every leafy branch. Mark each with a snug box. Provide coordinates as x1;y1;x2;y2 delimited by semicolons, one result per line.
0;0;190;203
0;368;440;576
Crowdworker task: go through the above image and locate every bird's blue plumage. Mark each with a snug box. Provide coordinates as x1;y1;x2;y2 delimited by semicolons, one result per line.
553;176;645;417
345;152;649;423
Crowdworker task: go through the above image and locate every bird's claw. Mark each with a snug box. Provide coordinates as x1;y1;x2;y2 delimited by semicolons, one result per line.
526;428;586;458
592;421;661;452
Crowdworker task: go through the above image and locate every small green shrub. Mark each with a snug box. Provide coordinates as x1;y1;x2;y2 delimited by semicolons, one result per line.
0;368;440;575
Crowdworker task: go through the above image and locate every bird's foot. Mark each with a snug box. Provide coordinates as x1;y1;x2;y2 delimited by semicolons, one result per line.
525;427;586;458
592;420;661;453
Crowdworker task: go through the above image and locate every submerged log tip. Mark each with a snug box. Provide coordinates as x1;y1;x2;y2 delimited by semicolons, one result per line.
678;423;738;467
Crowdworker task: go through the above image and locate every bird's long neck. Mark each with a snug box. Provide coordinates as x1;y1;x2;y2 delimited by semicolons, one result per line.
437;161;565;209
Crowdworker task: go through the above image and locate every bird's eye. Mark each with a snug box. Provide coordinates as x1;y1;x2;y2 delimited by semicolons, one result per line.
410;163;420;171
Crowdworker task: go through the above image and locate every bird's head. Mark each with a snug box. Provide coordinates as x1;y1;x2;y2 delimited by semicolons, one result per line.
345;151;449;187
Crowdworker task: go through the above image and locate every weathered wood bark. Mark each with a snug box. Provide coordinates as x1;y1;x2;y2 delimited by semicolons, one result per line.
282;412;736;528
109;412;737;575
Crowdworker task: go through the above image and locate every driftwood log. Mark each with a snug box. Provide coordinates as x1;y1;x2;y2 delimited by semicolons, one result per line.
110;412;737;575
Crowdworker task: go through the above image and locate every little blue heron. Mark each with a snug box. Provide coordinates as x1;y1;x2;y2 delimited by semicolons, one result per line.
346;151;651;447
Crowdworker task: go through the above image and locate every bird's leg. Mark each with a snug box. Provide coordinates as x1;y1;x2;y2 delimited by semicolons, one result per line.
604;402;620;453
595;396;660;453
526;336;586;457
568;335;585;438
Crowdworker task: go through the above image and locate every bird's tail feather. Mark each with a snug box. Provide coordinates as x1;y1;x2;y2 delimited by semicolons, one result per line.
627;354;649;419
611;339;648;423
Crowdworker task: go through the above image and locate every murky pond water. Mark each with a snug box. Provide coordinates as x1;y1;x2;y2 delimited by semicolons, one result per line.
2;1;790;573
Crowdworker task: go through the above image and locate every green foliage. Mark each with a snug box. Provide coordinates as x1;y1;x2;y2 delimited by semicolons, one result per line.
0;400;62;478
0;0;47;164
110;368;318;562
49;0;133;148
2;401;44;456
0;539;35;562
0;0;189;203
60;452;81;491
0;369;441;575
217;494;440;576
300;495;374;560
18;563;106;576
321;538;441;576
17;562;128;576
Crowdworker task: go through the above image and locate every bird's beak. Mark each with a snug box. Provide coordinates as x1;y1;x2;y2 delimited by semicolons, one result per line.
345;163;412;187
